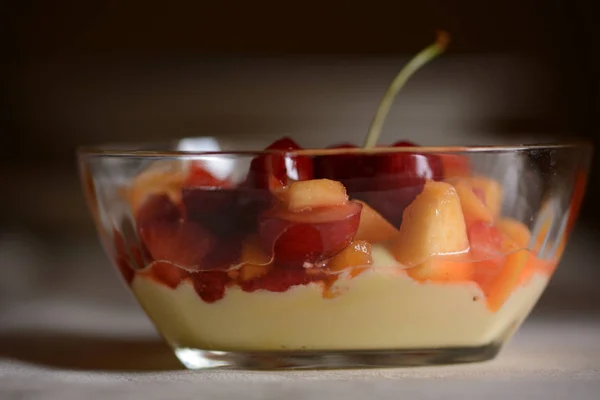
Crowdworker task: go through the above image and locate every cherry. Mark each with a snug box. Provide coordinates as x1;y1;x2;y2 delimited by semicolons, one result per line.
139;219;216;268
258;202;362;268
245;137;314;189
315;141;443;227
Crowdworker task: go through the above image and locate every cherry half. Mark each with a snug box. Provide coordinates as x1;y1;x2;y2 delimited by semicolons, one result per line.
315;140;443;227
258;202;362;268
245;137;314;189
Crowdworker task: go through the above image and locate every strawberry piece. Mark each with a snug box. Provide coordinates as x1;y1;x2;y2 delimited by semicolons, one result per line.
135;193;181;227
139;219;215;268
468;221;508;261
192;270;231;303
245;137;314;189
149;261;190;289
258;202;362;268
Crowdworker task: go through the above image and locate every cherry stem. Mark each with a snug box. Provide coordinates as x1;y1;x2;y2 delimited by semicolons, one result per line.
363;31;450;149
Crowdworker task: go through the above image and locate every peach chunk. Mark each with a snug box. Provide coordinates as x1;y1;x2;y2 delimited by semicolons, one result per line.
389;181;470;267
461;176;503;217
239;236;272;281
327;240;373;272
354;200;398;243
485;249;530;312
408;256;473;283
452;180;494;225
497;218;531;249
285;179;348;211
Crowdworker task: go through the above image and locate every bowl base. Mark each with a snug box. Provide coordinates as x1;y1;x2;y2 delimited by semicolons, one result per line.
174;344;502;370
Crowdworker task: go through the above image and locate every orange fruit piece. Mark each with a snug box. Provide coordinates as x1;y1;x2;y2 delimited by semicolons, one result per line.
485;249;530;312
452;180;495;225
497;218;531;249
354;200;398;243
328;240;373;272
238;235;272;281
389;181;469;267
407;256;473;283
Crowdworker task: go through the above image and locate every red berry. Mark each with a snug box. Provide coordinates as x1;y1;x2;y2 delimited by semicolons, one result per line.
192;270;231;303
149;261;190;289
258;202;362;268
315;140;443;227
135;193;181;227
245;137;314;189
139;219;215;268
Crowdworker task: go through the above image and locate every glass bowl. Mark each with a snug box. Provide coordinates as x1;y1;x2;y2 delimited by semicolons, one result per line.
78;138;592;370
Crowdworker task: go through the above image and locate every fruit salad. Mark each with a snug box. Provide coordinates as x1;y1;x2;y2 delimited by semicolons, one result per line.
117;138;557;352
101;33;569;354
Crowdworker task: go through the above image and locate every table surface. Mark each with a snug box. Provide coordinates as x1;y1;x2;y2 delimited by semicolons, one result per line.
1;305;599;399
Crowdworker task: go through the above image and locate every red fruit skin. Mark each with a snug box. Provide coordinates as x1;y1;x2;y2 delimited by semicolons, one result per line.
182;187;239;236
184;161;231;188
258;202;362;268
139;219;215;268
245;137;314;189
135;193;181;227
240;268;318;293
468;222;508;290
149;261;190;289
113;229;136;284
314;141;443;227
192;270;231;303
314;143;377;194
468;221;506;262
369;147;443;227
182;186;274;235
115;255;135;285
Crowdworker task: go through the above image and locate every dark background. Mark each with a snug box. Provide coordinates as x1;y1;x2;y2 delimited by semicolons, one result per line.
1;0;598;315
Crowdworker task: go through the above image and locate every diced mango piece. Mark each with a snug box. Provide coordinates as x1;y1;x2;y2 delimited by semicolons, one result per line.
452;180;494;225
461;176;503;217
328;240;373;272
354;200;398;243
486;249;530;312
390;181;469;267
241;235;272;265
239;264;271;281
518;256;557;285
238;235;272;281
285;179;348;211
407;257;473;283
497;218;531;249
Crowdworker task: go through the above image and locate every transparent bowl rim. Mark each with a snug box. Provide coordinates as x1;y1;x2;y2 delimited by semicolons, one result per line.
77;139;593;159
